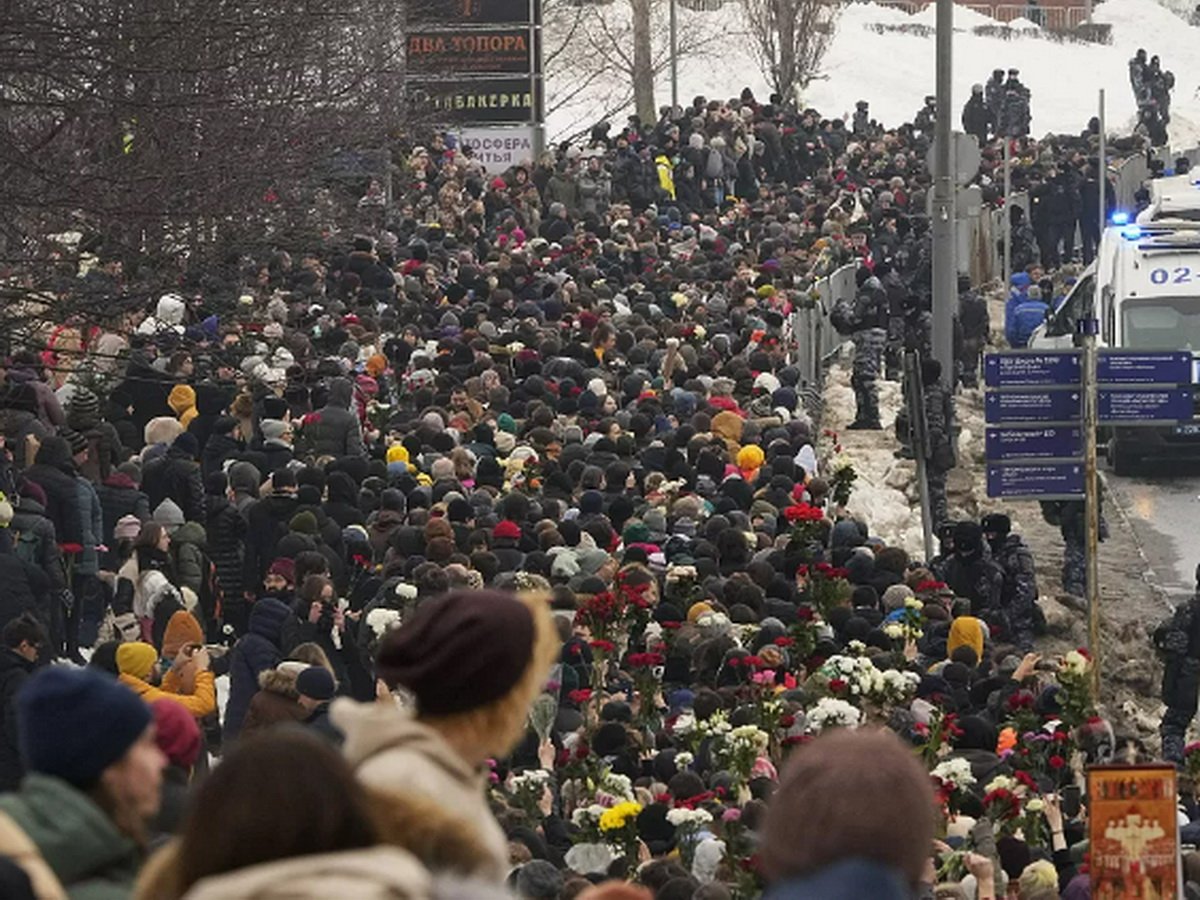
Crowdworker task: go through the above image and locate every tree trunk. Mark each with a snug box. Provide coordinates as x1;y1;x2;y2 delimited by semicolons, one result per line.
775;0;798;102
630;0;656;126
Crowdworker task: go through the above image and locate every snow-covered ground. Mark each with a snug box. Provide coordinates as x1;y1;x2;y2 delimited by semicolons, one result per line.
546;0;1200;150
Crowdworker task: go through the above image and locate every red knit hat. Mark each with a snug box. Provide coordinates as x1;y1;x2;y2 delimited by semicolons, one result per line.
493;520;522;540
152;699;202;770
267;557;295;585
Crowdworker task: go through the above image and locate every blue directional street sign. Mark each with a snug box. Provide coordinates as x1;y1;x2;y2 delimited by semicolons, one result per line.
984;389;1081;424
986;462;1085;499
985;426;1084;461
1098;388;1194;423
984;352;1081;388
1098;351;1193;385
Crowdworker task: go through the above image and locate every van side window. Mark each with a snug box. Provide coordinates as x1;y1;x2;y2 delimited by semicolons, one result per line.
1046;274;1095;338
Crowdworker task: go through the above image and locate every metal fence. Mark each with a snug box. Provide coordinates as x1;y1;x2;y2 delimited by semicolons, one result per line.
788;264;857;389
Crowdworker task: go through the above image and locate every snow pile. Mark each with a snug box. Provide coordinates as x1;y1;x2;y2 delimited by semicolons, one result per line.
546;0;1200;151
821;358;927;556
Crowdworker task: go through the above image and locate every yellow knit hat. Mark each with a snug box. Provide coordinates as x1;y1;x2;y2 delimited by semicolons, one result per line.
386;444;409;465
736;445;765;472
116;642;158;680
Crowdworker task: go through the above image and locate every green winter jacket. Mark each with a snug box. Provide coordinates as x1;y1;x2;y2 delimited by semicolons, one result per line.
0;773;142;900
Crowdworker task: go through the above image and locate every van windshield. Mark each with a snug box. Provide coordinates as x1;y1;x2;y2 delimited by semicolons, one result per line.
1123;297;1200;350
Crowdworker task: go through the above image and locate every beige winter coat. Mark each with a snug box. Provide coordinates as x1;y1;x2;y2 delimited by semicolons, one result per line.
180;847;429;900
331;700;508;882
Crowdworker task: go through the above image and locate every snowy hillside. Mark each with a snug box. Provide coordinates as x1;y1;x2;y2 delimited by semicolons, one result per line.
545;0;1200;150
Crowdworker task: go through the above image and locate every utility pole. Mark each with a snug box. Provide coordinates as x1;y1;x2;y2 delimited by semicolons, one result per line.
932;0;956;390
1003;138;1012;289
1098;89;1107;245
1085;88;1106;704
670;0;679;113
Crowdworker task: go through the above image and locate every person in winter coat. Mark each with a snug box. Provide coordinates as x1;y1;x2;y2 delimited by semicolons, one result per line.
116;641;217;720
142;433;205;524
0;614;46;791
239;660;309;739
199;416;243;481
223;597;291;741
67;387;125;484
243;419;294;476
295;666;342;745
149;698;202;846
169;521;209;621
981;513;1039;651
243;469;300;594
961;84;991;147
23;435;85;548
132;730;431;900
1154;563;1200;762
0;667;165;899
577;156;612;217
942;522;1005;634
167;385;198;431
0;381;50;470
9;482;66;593
955;274;989;389
760;729;935;900
204;472;245;632
284;575;351;689
848;267;888;430
332;589;558;881
920;358;955;530
298;378;363;459
97;462;151;556
4;351;65;431
120;522;185;646
0;516;53;649
491;520;526;572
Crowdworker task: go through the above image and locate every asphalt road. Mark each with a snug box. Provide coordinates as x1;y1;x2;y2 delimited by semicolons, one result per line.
1105;461;1200;603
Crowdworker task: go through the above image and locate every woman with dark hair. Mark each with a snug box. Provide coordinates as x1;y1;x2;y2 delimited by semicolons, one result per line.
284;574;350;689
134;731;428;899
114;522;185;645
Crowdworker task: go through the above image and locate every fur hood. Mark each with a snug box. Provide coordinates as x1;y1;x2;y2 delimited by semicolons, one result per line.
256;665;300;698
180;847;429;900
331;701;507;881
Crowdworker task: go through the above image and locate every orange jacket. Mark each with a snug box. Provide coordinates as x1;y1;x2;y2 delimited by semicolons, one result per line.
119;668;216;718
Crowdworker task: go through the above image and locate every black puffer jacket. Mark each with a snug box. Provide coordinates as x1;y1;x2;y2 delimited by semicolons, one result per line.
205;495;245;607
0;647;35;791
96;471;150;551
142;443;205;522
243;493;299;590
0;542;52;634
23;436;83;545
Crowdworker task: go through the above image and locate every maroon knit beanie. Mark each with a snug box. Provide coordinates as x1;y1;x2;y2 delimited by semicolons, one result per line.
376;590;535;715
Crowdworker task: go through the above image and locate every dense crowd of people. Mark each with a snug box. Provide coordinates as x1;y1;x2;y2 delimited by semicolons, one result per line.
0;89;1186;899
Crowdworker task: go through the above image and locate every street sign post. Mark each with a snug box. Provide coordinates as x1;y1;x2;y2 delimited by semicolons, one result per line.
986;462;1085;499
1098;388;1194;423
984;351;1080;388
984;426;1084;461
1097;351;1192;385
984;389;1082;424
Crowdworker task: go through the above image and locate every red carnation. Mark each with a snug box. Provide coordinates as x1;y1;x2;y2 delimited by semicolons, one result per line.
829;678;848;693
796;605;815;622
589;639;616;653
774;636;796;647
1048;755;1066;770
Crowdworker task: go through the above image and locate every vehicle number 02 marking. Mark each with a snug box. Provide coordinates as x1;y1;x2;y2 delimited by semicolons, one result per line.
1150;267;1194;285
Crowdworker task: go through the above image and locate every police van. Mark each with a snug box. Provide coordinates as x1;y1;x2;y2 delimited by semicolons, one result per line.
1030;176;1200;472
